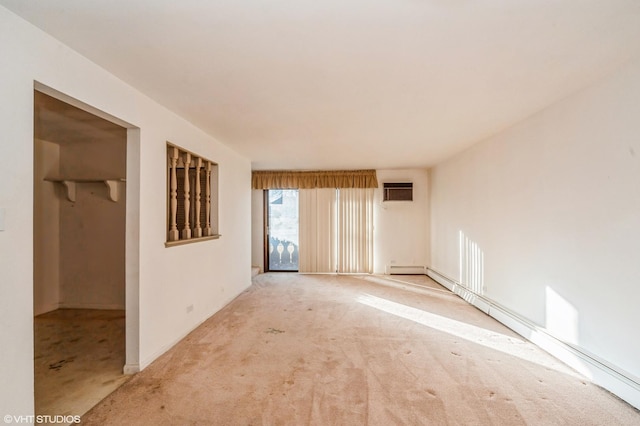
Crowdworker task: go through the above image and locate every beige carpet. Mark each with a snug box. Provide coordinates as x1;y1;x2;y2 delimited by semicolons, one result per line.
81;274;640;425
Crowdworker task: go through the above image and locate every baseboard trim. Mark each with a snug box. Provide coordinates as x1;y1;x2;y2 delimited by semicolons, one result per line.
427;267;640;409
123;364;139;375
34;302;60;316
58;303;126;310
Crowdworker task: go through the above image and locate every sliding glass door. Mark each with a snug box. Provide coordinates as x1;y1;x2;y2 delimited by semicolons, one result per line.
265;190;299;271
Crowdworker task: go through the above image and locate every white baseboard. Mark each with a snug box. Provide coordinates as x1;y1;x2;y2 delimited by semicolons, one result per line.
34;302;60;316
58;302;125;310
385;265;426;275
123;363;140;375
427;268;640;410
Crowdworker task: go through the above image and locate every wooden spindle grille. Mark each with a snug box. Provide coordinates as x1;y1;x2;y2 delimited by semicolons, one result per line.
166;143;219;245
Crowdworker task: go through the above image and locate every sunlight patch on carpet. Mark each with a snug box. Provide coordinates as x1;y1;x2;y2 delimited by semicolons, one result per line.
357;293;581;378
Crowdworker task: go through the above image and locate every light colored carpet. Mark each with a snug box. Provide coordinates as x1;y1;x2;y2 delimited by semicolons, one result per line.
81;274;640;425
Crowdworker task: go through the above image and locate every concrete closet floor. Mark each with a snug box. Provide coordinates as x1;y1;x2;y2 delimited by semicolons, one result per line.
81;273;640;425
34;309;130;423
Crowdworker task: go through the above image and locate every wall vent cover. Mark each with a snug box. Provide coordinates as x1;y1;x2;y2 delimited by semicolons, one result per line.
383;182;413;201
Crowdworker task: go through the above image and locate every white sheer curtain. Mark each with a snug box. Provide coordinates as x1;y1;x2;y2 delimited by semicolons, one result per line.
299;188;373;273
299;189;337;272
337;188;374;273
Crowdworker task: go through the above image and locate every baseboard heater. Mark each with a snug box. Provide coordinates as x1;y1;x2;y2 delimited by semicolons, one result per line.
385;265;426;275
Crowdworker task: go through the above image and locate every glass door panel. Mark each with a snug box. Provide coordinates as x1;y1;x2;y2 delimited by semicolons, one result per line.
266;189;299;271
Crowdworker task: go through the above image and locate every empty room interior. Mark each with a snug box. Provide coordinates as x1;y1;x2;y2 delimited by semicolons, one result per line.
1;1;640;424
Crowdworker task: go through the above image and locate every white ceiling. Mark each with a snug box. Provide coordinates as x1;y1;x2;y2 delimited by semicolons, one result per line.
4;0;640;170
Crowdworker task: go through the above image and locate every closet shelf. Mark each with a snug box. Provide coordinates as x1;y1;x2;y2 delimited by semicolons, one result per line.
44;177;126;202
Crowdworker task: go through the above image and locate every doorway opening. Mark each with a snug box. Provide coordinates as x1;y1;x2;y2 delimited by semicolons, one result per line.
33;88;136;418
265;189;299;271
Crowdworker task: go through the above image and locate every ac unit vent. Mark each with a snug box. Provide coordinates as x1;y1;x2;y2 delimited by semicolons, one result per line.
383;182;413;201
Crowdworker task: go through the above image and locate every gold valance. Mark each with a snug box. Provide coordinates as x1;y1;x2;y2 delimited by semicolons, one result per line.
252;169;378;189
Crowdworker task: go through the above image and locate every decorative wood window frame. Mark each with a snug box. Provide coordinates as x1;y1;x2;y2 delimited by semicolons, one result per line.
166;142;220;247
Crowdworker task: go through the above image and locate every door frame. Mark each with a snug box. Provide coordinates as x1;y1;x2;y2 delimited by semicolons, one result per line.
263;189;299;272
33;82;140;374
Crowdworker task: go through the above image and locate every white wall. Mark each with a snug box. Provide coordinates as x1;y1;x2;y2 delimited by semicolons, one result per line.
58;139;127;310
33;139;60;315
0;6;252;417
429;56;640;406
34;136;128;313
251;190;264;272
373;169;429;274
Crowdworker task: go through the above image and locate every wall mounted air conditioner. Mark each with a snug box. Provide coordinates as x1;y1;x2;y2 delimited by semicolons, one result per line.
385;265;426;275
383;182;413;201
